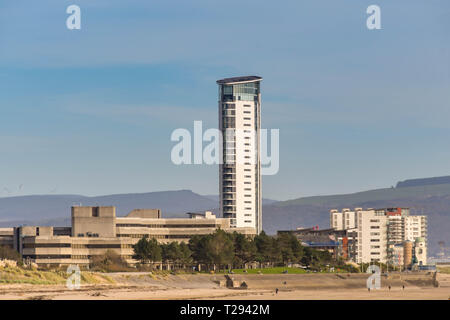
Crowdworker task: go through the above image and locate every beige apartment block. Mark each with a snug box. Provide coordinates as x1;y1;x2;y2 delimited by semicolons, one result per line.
356;210;388;263
330;210;343;230
330;208;358;231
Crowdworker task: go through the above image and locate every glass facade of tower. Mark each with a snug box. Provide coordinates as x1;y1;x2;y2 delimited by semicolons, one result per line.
219;82;260;102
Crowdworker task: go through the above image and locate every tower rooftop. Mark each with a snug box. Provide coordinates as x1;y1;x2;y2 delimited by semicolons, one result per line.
216;76;262;85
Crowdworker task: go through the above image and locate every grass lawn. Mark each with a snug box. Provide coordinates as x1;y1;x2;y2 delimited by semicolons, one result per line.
226;267;308;274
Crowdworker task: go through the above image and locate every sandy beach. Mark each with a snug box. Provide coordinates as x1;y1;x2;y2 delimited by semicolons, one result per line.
0;272;448;300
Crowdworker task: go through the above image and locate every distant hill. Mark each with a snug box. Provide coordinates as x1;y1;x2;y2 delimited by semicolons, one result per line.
396;176;450;188
275;183;450;207
0;190;217;224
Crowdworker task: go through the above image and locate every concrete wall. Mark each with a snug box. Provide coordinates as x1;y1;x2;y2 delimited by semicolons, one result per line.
71;206;116;238
0;228;14;248
126;209;161;219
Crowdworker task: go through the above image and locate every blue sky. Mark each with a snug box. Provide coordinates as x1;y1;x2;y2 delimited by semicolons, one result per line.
0;0;449;200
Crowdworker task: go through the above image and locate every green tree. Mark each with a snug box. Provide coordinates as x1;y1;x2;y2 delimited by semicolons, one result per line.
207;229;234;271
133;237;162;265
161;242;181;264
277;232;304;265
232;232;256;269
179;242;193;267
254;231;274;266
189;235;211;265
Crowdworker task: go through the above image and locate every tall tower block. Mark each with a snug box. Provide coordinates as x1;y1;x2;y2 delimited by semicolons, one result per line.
217;76;262;234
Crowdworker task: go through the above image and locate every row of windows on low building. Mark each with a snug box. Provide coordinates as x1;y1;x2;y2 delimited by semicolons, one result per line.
116;224;219;228
24;254;134;260
22;236;194;248
117;234;191;239
23;243;130;249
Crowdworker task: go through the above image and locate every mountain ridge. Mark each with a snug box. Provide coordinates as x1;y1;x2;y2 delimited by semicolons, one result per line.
1;177;449;255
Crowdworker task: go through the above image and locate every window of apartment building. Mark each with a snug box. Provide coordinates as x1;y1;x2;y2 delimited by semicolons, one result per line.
370;226;380;229
245;207;252;210
370;219;379;222
244;201;252;204
244;220;252;223
244;194;251;197
224;103;236;109
370;239;380;242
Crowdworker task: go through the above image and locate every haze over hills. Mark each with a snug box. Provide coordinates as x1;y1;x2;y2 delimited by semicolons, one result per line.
0;176;448;255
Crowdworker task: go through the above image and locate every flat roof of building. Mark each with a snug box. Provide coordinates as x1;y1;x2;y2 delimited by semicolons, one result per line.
216;76;262;85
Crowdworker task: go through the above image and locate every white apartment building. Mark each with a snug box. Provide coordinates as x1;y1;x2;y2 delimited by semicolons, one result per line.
330;208;358;230
356;210;388;263
330;209;343;230
330;207;428;265
217;76;263;233
404;215;427;242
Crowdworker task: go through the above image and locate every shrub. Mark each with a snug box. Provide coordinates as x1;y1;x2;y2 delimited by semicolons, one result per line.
0;246;21;262
90;250;130;272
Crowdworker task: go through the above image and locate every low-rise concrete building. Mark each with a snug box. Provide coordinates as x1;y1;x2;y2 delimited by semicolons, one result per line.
0;228;14;248
9;206;256;267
